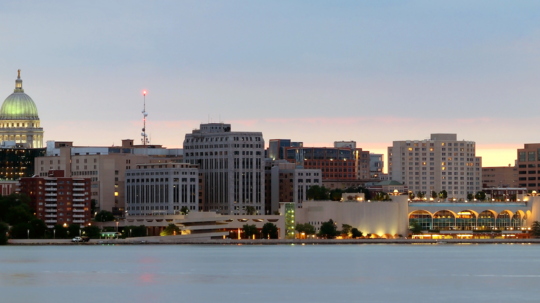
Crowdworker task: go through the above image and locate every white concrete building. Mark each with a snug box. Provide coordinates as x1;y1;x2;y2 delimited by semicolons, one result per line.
388;133;482;200
125;163;199;215
183;123;265;215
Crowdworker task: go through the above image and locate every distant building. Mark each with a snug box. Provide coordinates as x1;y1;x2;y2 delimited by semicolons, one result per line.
334;141;356;149
18;170;91;228
516;144;540;192
388;133;482;200
268;139;303;160
366;180;408;196
264;160;322;213
183;123;265;215
125;163;200;216
284;146;370;180
370;153;384;179
482;165;518;188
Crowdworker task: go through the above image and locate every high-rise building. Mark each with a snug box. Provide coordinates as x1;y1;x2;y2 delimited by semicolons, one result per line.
125;163;200;216
370;153;384;179
516;144;540;192
388;134;482;200
34;140;183;215
0;70;44;148
482;165;518;188
18;170;91;228
268;139;303;160
183;123;265;215
264;160;322;213
283;146;370;180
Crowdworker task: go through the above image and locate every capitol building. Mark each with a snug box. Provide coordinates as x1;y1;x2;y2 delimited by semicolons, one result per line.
0;70;43;148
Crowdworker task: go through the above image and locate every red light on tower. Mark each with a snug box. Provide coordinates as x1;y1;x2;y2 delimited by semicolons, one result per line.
143;90;147;96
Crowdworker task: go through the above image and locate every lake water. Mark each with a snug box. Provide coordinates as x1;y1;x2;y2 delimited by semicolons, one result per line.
0;244;539;303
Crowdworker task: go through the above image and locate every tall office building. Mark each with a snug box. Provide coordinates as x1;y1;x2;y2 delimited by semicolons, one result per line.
183;123;265;215
388;134;482;200
268;139;303;160
370;153;385;179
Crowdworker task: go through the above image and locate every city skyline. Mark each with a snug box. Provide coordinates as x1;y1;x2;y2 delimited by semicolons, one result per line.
2;1;538;169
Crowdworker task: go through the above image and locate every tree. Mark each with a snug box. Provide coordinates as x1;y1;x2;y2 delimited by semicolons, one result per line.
467;193;474;201
95;210;114;222
341;224;352;237
122;225;147;237
374;192;390;201
295;223;316;235
330;189;343;201
431;191;438;199
0;222;8;245
531;221;540;238
160;223;181;236
409;219;423;235
242;224;258;239
439;190;448;200
82;226;101;238
245;206;256;215
5;205;33;226
409;192;415;200
53;224;69;239
475;191;486;201
318;219;339;239
68;224;81;238
416;191;425;199
261;222;278;239
351;228;363;239
306;185;329;200
29;219;47;239
10;222;32;239
180;206;190;215
90;199;97;215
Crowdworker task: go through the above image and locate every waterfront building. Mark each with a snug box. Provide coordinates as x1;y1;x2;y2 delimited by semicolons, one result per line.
482;165;518;188
0;70;44;148
516;143;540;192
264;160;322;213
18;170;91;228
125;163;200;215
183;123;265;215
388;133;482;200
34;140;183;215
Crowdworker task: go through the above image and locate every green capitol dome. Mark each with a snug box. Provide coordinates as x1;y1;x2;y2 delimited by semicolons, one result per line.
0;70;39;120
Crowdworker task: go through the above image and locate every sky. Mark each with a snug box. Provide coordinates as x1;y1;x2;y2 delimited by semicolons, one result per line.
1;1;539;170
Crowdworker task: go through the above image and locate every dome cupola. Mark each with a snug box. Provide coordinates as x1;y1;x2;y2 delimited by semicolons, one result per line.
0;70;39;120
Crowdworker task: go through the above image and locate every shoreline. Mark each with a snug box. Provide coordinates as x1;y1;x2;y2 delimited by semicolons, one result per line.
7;238;540;245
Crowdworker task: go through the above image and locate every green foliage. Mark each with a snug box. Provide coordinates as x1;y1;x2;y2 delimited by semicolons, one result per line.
295;223;316;235
10;222;31;239
373;192;391;201
0;222;8;245
29;218;47;239
5;205;33;226
431;191;438;199
272;211;280;215
531;221;540;237
409;192;415;199
53;224;69;239
409;219;423;235
329;189;343;201
95;210;115;222
306;185;329;200
82;226;101;238
318;219;339;239
467;193;474;201
122;225;147;237
160;223;181;236
416;191;425;199
439;190;448;199
475;191;486;201
68;224;81;238
180;206;190;215
341;224;352;236
242;224;258;239
261;222;278;239
351;228;363;238
245;206;256;215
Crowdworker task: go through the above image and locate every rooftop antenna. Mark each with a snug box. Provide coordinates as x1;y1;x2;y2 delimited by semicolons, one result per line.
141;90;149;146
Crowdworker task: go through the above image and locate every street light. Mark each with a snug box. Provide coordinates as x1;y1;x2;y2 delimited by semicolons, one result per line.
27;229;29;239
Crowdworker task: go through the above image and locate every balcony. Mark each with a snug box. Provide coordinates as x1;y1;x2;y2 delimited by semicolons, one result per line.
73;209;85;213
73;188;84;191
45;214;57;218
45;220;57;223
44;203;57;207
73;220;84;223
73;183;85;186
45;188;57;191
73;214;85;218
45;182;57;186
45;193;57;196
73;193;85;197
45;209;57;213
72;203;85;207
73;198;85;202
46;225;54;229
45;198;57;202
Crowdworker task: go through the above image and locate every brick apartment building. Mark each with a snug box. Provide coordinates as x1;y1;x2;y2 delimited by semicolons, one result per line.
517;143;540;192
18;170;91;228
